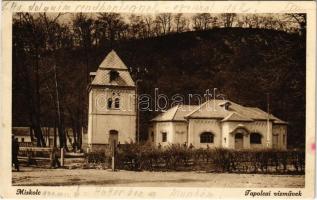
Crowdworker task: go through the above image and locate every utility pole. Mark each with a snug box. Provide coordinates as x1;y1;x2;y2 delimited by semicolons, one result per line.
135;79;142;144
132;67;148;144
54;64;63;148
266;93;271;148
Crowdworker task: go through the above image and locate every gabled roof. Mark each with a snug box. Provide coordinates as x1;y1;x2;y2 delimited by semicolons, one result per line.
185;100;231;119
90;50;135;87
151;99;287;125
221;112;253;122
151;105;199;122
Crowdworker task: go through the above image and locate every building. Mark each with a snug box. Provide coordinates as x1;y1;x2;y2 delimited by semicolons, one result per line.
148;100;287;149
11;127;86;148
87;50;136;152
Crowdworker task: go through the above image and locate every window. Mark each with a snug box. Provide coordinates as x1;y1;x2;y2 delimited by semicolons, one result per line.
200;132;214;143
250;132;262;144
107;98;112;109
21;138;24;142
235;133;243;139
162;132;167;142
151;132;154;142
109;70;119;81
283;134;286;145
114;98;120;109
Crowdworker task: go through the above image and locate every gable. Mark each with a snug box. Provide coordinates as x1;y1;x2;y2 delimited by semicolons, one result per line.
186;100;231;119
221;112;253;122
90;50;135;87
99;50;129;70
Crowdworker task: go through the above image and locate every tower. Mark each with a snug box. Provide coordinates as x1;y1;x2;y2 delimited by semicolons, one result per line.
87;50;136;152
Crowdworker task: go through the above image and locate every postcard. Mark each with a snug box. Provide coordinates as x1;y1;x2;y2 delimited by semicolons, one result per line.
0;1;316;199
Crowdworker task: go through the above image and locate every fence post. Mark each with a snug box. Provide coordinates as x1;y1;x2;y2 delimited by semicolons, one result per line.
61;147;64;167
50;149;53;167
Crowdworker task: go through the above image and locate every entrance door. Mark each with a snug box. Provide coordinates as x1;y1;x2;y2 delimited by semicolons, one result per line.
235;133;244;149
109;130;119;147
272;134;278;149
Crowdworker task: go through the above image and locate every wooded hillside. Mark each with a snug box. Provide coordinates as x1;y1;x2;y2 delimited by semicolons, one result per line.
12;13;305;148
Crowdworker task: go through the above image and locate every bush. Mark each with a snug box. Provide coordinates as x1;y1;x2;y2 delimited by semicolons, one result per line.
85;143;305;174
85;152;107;164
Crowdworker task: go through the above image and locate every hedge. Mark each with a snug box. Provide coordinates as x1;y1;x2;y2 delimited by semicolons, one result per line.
85;144;305;174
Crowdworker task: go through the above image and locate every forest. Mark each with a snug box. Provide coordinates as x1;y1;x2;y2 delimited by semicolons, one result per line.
12;13;306;149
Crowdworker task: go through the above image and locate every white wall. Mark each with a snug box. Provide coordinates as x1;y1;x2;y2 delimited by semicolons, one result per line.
90;114;136;144
149;119;286;150
188;119;222;148
88;87;136;148
172;122;188;145
272;124;287;149
153;122;174;146
221;121;273;149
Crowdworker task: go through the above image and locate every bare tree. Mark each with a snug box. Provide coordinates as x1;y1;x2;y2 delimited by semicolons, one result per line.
97;13;127;44
192;13;215;31
173;13;188;33
13;13;48;147
143;15;154;38
155;13;173;35
72;13;94;48
129;14;147;39
285;14;306;35
220;13;237;28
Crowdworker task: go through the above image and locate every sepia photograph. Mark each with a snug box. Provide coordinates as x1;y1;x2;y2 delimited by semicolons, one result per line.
11;11;307;187
0;1;315;199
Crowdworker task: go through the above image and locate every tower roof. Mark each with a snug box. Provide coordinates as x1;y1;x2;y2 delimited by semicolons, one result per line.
90;50;135;87
99;50;129;70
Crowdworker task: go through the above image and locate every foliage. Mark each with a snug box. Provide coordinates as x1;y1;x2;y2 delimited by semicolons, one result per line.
85;152;107;164
85;144;305;174
12;13;306;148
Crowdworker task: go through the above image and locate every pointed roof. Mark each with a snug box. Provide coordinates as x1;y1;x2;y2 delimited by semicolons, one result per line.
90;50;135;87
151;105;199;122
99;50;128;70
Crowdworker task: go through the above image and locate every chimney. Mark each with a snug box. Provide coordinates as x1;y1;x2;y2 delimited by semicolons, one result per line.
219;101;232;110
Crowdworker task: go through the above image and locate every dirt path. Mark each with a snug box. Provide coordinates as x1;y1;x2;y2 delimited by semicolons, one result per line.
12;168;304;187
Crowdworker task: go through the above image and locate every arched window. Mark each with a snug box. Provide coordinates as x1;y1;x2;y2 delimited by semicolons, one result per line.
107;98;112;109
250;132;262;144
114;98;120;108
200;132;214;143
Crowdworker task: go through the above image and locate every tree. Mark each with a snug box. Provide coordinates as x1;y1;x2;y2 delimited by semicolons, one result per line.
73;13;94;48
192;13;215;30
155;13;173;35
129;14;147;39
38;13;70;149
220;13;237;28
143;15;154;37
13;13;48;147
97;13;127;44
285;14;306;35
173;13;188;33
